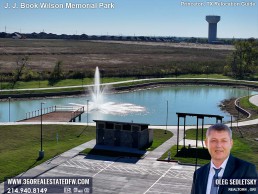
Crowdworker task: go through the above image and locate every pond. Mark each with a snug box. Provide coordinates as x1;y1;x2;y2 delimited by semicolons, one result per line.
0;85;255;125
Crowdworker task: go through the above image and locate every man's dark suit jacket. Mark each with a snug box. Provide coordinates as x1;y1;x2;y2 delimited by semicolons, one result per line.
191;155;257;194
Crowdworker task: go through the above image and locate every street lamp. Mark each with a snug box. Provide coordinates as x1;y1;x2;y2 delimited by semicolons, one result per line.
8;97;11;122
237;101;240;128
1;73;2;90
87;100;89;126
39;102;46;159
165;100;168;134
206;65;209;78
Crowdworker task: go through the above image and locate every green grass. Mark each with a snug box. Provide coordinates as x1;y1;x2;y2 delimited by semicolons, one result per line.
0;77;136;90
0;74;229;91
147;129;173;151
184;128;207;141
160;128;210;165
161;145;211;165
230;126;258;167
0;125;96;183
176;74;230;79
240;96;258;113
2;75;258;97
240;96;258;110
159;127;258;169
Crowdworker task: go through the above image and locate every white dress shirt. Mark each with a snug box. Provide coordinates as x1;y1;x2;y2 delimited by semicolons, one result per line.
206;156;229;194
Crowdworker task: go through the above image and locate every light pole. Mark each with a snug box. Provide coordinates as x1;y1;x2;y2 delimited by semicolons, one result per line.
38;72;42;88
8;97;11;122
165;100;168;134
237;101;240;128
1;73;2;90
87;100;89;126
39;102;46;159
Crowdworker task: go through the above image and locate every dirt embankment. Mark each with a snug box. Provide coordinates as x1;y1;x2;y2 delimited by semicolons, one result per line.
219;98;246;121
219;97;258;121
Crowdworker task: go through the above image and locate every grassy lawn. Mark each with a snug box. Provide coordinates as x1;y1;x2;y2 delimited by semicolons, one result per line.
80;129;173;157
159;127;258;169
0;75;234;97
3;75;258;98
161;145;211;165
176;74;230;79
0;77;136;90
184;127;207;141
0;125;96;183
239;96;258;120
0;75;229;90
147;129;173;151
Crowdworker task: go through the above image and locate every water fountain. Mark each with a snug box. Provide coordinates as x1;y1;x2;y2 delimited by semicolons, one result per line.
71;67;146;115
91;66;105;110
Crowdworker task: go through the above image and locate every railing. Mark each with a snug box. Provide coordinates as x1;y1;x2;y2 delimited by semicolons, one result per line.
55;105;83;112
25;105;85;121
71;106;85;121
25;106;56;119
235;97;251;119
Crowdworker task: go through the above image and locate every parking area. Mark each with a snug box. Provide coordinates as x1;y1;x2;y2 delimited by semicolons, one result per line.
42;155;195;194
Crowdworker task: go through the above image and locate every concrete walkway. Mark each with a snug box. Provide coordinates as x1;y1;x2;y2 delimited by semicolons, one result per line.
145;126;192;160
249;94;258;106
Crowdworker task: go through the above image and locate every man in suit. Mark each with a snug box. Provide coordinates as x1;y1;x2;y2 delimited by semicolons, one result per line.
191;123;257;194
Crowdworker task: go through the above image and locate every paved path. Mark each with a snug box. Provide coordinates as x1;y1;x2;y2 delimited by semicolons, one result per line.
249;94;258;106
145;126;192;160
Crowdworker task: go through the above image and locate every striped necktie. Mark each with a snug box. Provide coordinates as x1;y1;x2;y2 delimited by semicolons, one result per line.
210;167;222;194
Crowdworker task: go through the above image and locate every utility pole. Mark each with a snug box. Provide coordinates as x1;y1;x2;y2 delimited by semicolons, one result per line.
39;102;46;159
8;97;11;122
87;100;89;126
165;100;168;134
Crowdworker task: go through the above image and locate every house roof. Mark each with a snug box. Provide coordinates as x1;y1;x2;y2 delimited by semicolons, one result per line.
93;120;149;126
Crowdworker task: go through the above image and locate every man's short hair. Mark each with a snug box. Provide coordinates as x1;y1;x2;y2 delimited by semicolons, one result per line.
206;123;232;139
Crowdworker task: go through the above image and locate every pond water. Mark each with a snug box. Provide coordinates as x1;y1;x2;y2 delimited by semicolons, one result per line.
0;85;255;125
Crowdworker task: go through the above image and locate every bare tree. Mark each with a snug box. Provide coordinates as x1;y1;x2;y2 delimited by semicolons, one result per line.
12;56;29;88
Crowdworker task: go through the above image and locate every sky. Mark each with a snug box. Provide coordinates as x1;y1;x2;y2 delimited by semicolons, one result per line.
0;0;258;38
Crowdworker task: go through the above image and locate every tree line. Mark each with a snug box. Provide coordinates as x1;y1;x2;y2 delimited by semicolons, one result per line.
224;38;258;79
0;31;236;44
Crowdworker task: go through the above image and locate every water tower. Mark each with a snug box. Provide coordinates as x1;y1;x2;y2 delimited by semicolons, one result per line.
206;15;220;43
